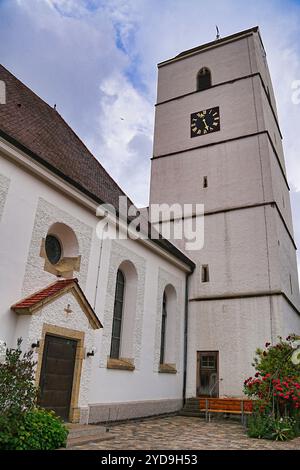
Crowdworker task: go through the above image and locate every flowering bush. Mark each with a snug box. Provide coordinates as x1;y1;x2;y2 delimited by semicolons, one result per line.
244;335;300;440
0;339;68;449
244;375;300;413
0;338;37;415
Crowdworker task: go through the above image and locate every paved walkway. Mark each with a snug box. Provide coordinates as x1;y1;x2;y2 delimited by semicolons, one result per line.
68;415;300;450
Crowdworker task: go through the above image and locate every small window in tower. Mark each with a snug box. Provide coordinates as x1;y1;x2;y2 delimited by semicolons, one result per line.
203;176;208;188
197;67;212;91
201;265;210;283
282;195;285;208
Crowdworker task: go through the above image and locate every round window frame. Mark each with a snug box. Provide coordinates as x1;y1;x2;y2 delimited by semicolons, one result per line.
45;234;62;265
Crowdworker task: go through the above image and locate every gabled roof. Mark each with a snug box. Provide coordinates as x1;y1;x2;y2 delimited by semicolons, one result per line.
11;278;102;329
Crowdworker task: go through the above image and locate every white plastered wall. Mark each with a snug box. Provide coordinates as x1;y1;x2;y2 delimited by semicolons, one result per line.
0;151;189;420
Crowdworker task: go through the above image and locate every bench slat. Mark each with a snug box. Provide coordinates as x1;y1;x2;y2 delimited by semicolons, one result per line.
198;398;253;414
200;409;252;414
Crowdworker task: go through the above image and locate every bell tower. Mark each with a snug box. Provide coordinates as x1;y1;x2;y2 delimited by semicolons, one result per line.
149;27;300;397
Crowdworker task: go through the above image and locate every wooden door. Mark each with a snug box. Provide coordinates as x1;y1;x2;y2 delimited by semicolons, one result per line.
197;351;219;397
38;335;77;421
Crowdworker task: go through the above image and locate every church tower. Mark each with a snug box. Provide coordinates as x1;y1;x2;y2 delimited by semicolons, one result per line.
149;27;300;397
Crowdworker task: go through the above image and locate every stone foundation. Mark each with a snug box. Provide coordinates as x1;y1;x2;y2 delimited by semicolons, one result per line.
88;398;183;424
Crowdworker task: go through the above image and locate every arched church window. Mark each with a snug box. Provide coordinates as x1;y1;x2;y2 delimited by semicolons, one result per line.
159;284;177;372
110;269;125;359
197;67;212;91
160;292;167;364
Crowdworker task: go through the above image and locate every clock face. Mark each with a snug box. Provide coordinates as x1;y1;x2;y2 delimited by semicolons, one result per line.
191;107;220;137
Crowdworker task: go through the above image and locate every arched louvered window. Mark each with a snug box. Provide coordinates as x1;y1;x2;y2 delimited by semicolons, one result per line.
110;269;125;359
160;292;167;364
197;67;212;91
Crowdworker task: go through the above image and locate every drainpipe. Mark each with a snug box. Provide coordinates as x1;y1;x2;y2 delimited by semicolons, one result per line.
182;271;192;406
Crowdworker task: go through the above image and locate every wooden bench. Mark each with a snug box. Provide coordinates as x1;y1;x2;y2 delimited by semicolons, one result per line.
199;398;253;424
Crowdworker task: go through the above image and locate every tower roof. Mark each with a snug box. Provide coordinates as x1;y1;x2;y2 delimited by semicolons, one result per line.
158;26;262;67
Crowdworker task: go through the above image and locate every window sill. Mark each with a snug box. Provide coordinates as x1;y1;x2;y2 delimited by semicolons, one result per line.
159;363;177;374
107;357;135;371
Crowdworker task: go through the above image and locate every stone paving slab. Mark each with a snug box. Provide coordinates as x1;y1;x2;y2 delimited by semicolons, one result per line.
67;415;300;450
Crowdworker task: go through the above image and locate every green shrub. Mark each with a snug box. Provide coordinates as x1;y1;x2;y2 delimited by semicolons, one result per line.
247;413;272;439
252;335;300;379
270;416;296;441
0;408;69;450
0;338;37;416
0;339;68;450
247;413;296;441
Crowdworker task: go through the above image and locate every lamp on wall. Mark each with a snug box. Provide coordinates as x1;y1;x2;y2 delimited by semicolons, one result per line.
87;346;97;358
31;341;40;349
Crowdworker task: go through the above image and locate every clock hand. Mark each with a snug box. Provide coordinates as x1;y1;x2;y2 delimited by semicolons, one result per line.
202;118;209;130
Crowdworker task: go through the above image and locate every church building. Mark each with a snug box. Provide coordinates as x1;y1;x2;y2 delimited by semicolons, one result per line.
0;26;299;424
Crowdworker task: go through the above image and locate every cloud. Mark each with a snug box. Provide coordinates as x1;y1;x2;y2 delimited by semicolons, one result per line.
0;0;153;205
0;0;128;145
89;71;153;206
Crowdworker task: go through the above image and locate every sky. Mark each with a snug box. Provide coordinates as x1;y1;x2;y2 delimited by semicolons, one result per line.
0;0;300;267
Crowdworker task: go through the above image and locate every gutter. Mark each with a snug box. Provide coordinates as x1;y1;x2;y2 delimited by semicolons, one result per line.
182;270;193;405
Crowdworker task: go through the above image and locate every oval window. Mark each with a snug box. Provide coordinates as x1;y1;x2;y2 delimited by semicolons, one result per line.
45;234;62;265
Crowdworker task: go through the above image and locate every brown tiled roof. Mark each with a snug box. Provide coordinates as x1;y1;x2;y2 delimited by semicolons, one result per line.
0;64;129;209
11;278;102;329
0;64;195;270
11;278;75;309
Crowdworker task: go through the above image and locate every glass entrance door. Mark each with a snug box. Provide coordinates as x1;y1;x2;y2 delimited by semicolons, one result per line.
197;351;219;397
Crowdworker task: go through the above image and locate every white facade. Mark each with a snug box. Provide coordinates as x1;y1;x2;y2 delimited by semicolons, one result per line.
0;138;191;423
150;27;300;398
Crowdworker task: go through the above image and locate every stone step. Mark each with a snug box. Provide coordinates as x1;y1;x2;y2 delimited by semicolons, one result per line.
67;424;107;439
66;432;115;448
182;408;201;413
179;411;204;417
65;423;115;448
183;403;200;410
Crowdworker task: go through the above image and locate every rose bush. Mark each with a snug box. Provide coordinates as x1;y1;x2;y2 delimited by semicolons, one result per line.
244;335;300;440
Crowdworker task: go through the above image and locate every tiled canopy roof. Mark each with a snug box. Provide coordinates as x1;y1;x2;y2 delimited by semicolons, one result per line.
12;278;75;309
11;278;102;329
